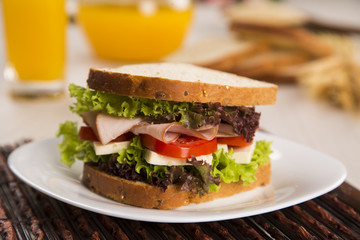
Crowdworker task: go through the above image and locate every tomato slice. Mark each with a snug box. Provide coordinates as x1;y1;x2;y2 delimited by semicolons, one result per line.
140;134;217;159
217;136;252;147
79;126;98;142
79;126;134;142
112;132;135;142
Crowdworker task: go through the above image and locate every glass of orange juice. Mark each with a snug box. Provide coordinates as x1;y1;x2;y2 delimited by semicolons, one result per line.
2;0;66;97
78;0;193;62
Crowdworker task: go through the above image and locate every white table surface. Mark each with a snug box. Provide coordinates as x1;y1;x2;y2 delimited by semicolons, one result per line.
1;4;360;190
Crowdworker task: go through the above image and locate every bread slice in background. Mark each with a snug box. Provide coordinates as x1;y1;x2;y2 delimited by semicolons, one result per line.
225;1;332;58
228;50;311;82
230;26;333;58
165;36;269;72
225;1;309;28
87;63;277;106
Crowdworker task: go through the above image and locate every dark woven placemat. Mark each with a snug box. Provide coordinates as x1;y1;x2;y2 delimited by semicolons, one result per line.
1;142;360;240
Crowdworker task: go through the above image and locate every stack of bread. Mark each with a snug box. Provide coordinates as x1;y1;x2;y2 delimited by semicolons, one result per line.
226;1;334;82
167;1;333;83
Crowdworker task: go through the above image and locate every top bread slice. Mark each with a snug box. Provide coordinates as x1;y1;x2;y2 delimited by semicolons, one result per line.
87;63;277;106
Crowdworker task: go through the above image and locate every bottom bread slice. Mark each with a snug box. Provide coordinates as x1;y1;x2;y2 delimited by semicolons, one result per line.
82;162;271;209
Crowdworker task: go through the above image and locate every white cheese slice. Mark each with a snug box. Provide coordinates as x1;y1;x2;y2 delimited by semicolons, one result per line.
195;154;213;165
144;143;231;166
217;143;228;152
145;150;189;166
231;143;255;164
144;150;214;166
93;141;130;155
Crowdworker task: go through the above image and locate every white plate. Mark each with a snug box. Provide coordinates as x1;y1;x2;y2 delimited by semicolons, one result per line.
8;132;346;223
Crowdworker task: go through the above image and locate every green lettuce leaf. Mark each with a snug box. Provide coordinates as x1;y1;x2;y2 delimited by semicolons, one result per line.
68;84;190;119
211;140;272;191
117;136;170;179
104;136;271;193
56;121;98;167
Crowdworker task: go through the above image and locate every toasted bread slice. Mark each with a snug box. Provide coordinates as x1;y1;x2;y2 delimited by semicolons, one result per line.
87;63;277;106
165;37;269;72
230;24;332;58
229;50;310;80
82;162;271;209
225;1;308;28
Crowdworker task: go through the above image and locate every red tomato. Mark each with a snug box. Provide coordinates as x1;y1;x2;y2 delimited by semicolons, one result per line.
217;136;252;147
79;126;98;141
140;134;218;158
79;126;134;142
111;132;135;142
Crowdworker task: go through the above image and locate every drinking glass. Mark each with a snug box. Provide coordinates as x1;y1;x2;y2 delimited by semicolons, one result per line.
2;0;66;97
78;0;193;61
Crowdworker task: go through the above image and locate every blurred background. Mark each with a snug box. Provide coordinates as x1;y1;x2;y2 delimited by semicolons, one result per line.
0;0;360;187
1;0;360;106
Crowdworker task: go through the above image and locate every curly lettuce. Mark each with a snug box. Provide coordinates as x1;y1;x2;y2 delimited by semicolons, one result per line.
69;84;190;119
117;136;170;179
210;140;272;192
56;121;98;167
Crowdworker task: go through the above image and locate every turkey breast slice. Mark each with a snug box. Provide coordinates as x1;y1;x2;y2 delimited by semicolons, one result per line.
82;112;142;144
131;122;218;143
82;112;219;144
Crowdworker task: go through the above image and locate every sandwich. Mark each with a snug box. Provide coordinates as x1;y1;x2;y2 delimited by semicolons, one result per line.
57;63;277;209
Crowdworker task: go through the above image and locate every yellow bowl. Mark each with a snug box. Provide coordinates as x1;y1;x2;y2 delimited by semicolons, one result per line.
78;0;193;62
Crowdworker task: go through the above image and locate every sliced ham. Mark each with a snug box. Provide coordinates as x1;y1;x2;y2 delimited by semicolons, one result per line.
131;122;218;143
216;123;238;137
82;111;219;144
82;112;142;144
131;123;180;143
82;111;97;133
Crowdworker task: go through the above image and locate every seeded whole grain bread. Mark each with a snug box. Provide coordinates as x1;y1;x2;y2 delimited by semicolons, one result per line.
87;63;277;106
82;162;271;210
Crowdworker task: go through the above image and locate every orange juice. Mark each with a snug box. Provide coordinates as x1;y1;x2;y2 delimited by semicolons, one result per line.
2;0;66;81
78;1;193;61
